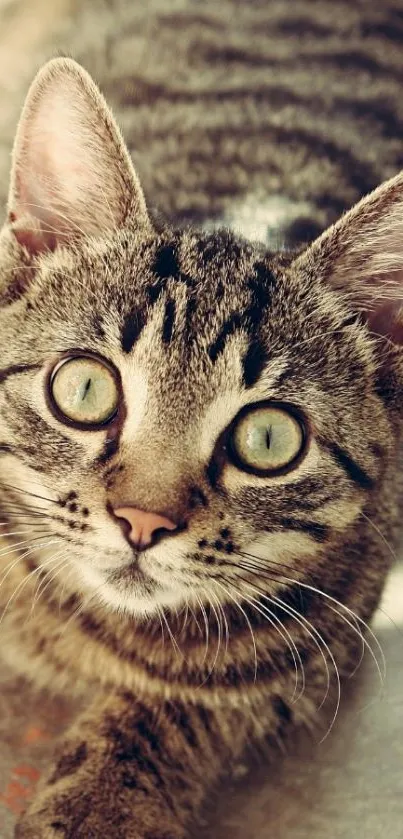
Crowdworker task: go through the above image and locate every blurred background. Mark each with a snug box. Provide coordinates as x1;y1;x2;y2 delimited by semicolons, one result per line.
0;1;402;836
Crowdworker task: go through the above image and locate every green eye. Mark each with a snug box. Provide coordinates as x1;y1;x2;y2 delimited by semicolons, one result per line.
50;356;119;427
230;404;305;475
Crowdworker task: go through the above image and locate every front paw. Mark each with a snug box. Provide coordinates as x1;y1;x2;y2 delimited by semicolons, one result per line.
15;740;185;839
16;793;182;839
14;743;95;839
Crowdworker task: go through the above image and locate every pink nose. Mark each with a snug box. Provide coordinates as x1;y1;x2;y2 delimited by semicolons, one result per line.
113;506;178;549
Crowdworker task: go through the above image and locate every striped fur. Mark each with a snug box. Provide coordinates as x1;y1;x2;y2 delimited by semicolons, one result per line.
0;3;402;838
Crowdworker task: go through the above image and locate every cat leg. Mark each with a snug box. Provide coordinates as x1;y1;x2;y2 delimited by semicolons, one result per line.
14;690;250;839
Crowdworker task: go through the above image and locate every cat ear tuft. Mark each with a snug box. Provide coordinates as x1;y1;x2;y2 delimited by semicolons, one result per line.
7;57;150;255
296;172;403;345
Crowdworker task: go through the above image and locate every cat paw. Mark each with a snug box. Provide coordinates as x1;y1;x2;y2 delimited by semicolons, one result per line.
15;809;185;839
14;776;185;839
15;818;60;839
14;791;92;839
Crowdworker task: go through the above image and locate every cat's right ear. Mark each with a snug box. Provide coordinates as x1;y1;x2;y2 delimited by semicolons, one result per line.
6;57;150;255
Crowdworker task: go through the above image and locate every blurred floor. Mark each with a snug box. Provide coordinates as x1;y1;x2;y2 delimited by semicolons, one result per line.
0;565;402;839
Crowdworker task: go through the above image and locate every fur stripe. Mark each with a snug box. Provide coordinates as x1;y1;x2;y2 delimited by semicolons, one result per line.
162;297;176;344
121;310;146;353
96;438;119;466
267;516;330;542
148;245;194;305
0;362;41;384
153;244;180;281
208;312;242;362
0;443;13;454
242;338;269;387
4;403;80;466
274;17;333;38
208;266;273;365
328;443;375;491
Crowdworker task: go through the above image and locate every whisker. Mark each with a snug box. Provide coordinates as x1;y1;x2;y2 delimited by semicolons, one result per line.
207;594;223;675
58;565;79;616
185;599;204;638
214;579;257;681
238;555;386;689
28;551;68;619
57;583;106;642
193;588;223;688
210;588;230;655
0;533;58;590
360;512;399;564
0;482;56;504
223;578;303;703
159;609;183;660
155;603;166;648
236;574;332;711
193;591;210;666
0;540;63;628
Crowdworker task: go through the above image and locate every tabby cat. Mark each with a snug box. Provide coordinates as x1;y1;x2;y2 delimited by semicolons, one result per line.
0;1;402;837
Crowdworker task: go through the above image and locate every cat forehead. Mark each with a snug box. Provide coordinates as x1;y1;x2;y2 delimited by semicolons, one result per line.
36;226;297;328
23;224;339;381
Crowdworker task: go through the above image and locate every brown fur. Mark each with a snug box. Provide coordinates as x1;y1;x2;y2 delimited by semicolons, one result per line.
0;4;402;838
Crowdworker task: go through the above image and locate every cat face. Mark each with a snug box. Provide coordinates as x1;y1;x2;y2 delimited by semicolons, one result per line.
0;59;400;619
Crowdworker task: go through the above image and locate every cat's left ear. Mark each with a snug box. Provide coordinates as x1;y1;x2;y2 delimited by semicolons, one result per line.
7;57;150;254
295;171;403;345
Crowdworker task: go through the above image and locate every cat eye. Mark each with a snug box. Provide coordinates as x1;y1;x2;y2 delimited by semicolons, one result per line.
229;403;306;475
49;355;119;428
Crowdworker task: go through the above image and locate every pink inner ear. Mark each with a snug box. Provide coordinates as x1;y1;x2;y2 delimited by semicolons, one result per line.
7;58;150;256
9;211;57;254
367;301;403;345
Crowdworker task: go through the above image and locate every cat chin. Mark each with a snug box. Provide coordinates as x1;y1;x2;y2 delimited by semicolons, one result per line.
76;560;188;618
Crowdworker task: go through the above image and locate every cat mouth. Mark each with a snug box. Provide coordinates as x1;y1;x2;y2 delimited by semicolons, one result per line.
108;560;159;594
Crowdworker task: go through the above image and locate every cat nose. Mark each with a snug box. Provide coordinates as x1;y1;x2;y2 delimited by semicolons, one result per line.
113;506;178;549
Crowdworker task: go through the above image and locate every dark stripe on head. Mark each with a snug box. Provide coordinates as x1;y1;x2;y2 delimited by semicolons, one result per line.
248;267;274;315
0;363;41;384
209;265;274;366
153;244;180;281
242;338;269;387
92;313;105;340
278;478;334;513
208;312;243;362
148;244;193;305
374;368;401;410
162;297;176;344
185;293;197;331
328;443;374;491
121;310;146;353
271;365;294;391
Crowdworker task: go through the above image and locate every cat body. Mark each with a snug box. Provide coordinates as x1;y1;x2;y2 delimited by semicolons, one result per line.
0;2;402;837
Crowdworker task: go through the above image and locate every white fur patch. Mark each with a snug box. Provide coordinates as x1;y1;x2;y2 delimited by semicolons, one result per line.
205;193;315;248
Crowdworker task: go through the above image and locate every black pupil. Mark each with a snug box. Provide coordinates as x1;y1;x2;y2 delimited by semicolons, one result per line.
82;378;92;401
265;424;272;449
